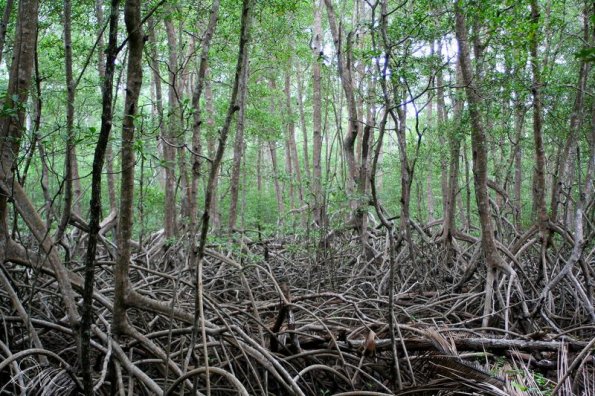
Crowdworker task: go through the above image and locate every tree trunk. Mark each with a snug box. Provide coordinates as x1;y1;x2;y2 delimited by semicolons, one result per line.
0;0;13;66
205;72;220;231
324;0;362;229
296;64;310;180
95;0;117;213
513;100;525;229
0;0;82;348
113;0;144;336
550;7;590;224
269;141;285;218
312;0;324;227
189;0;220;233
285;70;304;208
442;60;462;262
228;60;248;231
81;0;120;390
162;18;179;239
455;1;509;327
190;1;252;389
56;0;76;243
529;0;549;248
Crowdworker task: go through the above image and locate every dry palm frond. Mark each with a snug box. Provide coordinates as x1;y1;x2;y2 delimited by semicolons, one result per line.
396;376;508;395
430;355;505;389
409;352;506;396
423;327;457;356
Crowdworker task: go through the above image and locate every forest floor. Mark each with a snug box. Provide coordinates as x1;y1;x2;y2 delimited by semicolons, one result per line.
1;226;594;395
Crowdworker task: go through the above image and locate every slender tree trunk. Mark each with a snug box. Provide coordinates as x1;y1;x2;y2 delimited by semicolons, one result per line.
296;64;310;180
513;100;525;229
312;0;324;227
269;142;285;217
394;102;413;248
0;0;38;245
436;40;448;217
165;17;184;233
426;72;435;223
443;61;462;265
529;0;549;249
113;0;144;336
324;0;362;229
285;70;304;207
0;0;13;66
0;0;83;355
455;1;509;327
148;20;175;240
257;139;263;198
56;0;76;242
189;0;220;232
205;73;220;231
550;6;590;224
80;0;120;391
228;60;248;231
462;139;471;231
190;2;252;390
95;0;117;213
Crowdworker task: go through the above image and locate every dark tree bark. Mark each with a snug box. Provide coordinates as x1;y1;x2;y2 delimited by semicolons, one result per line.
189;0;220;233
55;0;76;243
229;59;249;231
285;69;304;208
455;1;511;327
96;0;118;213
80;0;120;391
0;0;13;66
512;97;526;229
550;5;591;224
0;0;81;351
205;72;220;231
164;16;181;236
113;0;144;336
442;60;463;264
312;0;324;227
324;0;362;230
296;64;310;180
529;0;549;249
189;0;252;391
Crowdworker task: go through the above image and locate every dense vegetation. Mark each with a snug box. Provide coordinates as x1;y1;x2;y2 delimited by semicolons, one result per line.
0;0;593;394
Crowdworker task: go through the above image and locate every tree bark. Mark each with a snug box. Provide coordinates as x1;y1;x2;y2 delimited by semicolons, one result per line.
0;0;81;355
0;0;13;66
81;0;120;391
190;1;252;391
56;0;76;244
165;17;185;232
113;0;144;336
228;59;248;231
455;1;510;327
443;60;463;264
205;72;220;231
513;100;526;229
189;0;220;233
312;0;324;227
296;64;310;180
550;6;591;224
95;0;118;213
529;0;549;248
285;69;304;208
323;0;362;229
269;141;285;217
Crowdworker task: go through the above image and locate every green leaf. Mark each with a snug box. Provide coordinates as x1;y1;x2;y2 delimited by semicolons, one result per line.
575;47;595;63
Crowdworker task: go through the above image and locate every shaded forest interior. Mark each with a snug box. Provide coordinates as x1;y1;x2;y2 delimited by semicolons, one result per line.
0;0;594;394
